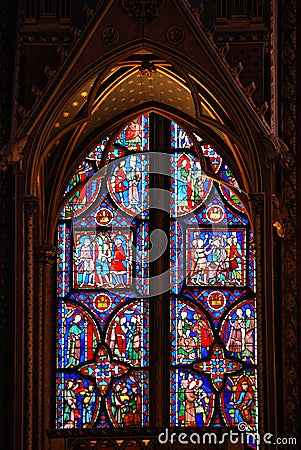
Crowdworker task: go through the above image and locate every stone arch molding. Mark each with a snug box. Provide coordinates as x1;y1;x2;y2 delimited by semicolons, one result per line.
26;40;265;208
13;0;270;200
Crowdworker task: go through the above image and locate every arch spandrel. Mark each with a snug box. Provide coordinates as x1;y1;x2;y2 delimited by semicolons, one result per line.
16;0;271;202
30;67;265;231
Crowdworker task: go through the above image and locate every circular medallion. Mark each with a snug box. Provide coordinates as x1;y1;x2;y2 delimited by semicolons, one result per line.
107;154;148;219
173;154;212;217
102;27;120;45
93;293;111;312
167;26;185;44
208;291;226;311
95;208;113;226
206;204;225;223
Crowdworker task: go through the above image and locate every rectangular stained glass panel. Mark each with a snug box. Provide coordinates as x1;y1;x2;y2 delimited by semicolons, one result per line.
186;228;246;287
73;230;133;290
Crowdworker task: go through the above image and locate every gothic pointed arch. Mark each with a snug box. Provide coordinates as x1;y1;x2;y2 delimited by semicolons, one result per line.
54;113;258;443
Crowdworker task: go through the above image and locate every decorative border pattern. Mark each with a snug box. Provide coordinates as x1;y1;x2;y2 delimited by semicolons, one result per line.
121;0;165;23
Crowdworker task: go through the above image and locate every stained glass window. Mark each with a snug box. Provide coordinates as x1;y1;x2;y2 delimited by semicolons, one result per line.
169;124;257;448
56;114;257;447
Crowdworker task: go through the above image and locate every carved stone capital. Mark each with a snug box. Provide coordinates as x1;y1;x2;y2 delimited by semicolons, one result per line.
0;135;28;172
34;245;56;266
260;134;293;169
22;195;39;216
249;193;264;215
272;194;286;238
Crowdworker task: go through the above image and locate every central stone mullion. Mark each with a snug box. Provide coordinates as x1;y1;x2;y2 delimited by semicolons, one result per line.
148;113;171;427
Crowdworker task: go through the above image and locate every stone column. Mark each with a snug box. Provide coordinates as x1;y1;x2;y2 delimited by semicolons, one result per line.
249;193;266;439
250;190;280;443
22;195;39;450
0;0;15;446
148;114;171;427
34;244;56;450
280;0;298;443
